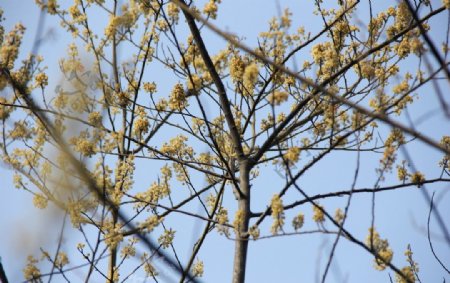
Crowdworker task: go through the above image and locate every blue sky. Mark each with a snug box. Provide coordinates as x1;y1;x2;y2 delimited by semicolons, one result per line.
0;1;449;283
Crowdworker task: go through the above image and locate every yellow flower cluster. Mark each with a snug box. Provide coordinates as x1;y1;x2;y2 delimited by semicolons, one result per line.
9;121;31;140
135;180;170;207
379;129;406;172
229;55;246;83
397;161;409;182
168;83;187;111
143;256;158;277
444;0;450;9
103;220;123;249
334;208;344;225
113;155;135;203
242;63;259;95
23;256;41;281
312;204;325;223
439;136;450;170
355;61;375;79
104;5;137;38
270;194;285;234
160;135;193;158
0;97;12;119
249;225;260;240
410;171;425;187
133;106;149;138
187;74;202;93
69;4;86;24
203;0;218;19
70;132;96;157
156;98;168;111
385;129;405;147
216;207;230;235
395;267;415;283
283;146;301;165
121;238;137;258
292;212;304;231
268;90;288;105
33;193;48;209
88;111;103;127
55;252;70;268
365;227;394;271
192;259;204;277
167;2;180;23
0;23;25;70
66;200;86;228
34;72;48;88
233;209;245;234
158;229;175;248
143;81;157;93
140;215;160;233
311;42;340;80
36;0;58;14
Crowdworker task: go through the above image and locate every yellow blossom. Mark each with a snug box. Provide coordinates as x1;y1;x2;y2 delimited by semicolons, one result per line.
270;194;285;234
268;90;289;105
88;111;102;126
34;72;48;88
203;0;218;19
292;212;304;231
133;106;149;137
229;55;245;83
334;208;345;225
158;229;175;248
395;266;415;283
33;193;48;209
168;83;187;111
192;259;204;277
242;63;259;95
233;209;245;234
143;82;157;93
249;225;260;240
444;0;450;9
283;146;301;165
365;227;393;271
410;171;425;187
55;252;69;268
312;204;325;223
23;256;41;281
167;2;180;22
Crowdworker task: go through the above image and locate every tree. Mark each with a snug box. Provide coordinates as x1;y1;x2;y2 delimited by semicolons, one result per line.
0;0;449;282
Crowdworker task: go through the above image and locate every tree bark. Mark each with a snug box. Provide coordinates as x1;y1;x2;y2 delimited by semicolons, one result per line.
232;160;250;283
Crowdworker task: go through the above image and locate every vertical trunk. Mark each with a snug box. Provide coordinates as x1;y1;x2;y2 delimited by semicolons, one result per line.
232;160;250;283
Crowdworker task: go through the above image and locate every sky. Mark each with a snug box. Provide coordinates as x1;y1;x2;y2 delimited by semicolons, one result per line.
0;1;449;283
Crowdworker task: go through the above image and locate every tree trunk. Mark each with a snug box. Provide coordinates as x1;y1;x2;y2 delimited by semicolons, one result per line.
232;160;250;283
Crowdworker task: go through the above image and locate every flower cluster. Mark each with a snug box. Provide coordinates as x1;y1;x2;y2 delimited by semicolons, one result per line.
312;204;325;223
270;194;285;234
143;81;157;93
168;83;187;111
203;0;219;19
410;171;425;187
365;227;394;271
242;63;259;95
192;259;204;277
34;72;48;88
292;212;304;231
158;229;175;248
268;90;289;105
133;106;149;138
283;146;301;166
23;256;41;281
103;220;123;249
